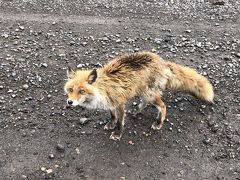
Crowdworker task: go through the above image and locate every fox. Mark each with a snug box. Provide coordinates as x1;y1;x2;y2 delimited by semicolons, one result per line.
64;51;214;141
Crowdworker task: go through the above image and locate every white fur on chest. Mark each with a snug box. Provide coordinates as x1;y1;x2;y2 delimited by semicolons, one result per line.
81;94;110;110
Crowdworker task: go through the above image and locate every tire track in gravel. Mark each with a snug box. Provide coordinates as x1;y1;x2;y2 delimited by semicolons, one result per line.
0;12;239;33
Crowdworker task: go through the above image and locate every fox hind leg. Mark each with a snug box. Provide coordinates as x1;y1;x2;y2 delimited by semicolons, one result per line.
150;94;166;130
104;109;117;130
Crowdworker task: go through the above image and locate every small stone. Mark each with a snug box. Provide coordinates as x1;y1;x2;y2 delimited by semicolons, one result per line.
21;175;27;179
234;53;240;58
102;37;109;41
82;42;87;46
59;53;66;57
126;38;134;43
201;105;206;109
49;154;55;159
209;0;225;5
22;131;27;137
41;167;46;172
79;117;89;125
19;26;25;30
208;120;215;127
116;39;121;43
41;63;48;68
196;42;202;47
22;84;29;90
77;64;84;68
169;127;173;131
154;38;162;44
56;144;65;152
46;169;53;174
132;102;137;106
2;33;9;38
185;30;191;33
202;138;211;145
69;41;75;45
211;125;218;133
128;140;134;145
151;48;157;52
75;148;80;154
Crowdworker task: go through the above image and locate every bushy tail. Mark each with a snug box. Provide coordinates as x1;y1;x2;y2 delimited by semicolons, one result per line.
166;62;214;102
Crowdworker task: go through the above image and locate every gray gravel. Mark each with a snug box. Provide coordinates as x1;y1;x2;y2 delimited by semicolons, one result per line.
0;0;240;180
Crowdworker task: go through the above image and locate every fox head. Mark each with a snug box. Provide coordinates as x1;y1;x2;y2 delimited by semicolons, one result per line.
64;67;98;107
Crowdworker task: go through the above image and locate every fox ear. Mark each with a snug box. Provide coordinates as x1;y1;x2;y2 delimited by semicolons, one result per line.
88;69;97;84
67;66;76;79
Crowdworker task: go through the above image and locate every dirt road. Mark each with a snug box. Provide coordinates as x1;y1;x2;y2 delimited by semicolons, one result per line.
0;1;239;179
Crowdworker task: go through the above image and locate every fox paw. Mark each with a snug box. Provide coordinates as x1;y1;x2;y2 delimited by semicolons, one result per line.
151;122;163;130
104;121;116;130
110;131;122;141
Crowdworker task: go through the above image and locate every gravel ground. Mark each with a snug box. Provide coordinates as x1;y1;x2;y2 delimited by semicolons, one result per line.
0;0;240;179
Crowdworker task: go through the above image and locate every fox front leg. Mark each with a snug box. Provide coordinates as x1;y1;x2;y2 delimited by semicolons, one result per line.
104;109;117;130
110;104;125;141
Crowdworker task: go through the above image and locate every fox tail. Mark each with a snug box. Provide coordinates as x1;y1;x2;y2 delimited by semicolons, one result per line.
166;62;214;102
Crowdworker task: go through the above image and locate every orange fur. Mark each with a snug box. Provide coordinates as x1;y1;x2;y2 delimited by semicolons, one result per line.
64;51;214;140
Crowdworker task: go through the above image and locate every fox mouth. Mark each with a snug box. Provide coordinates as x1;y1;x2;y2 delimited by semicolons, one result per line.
82;98;91;104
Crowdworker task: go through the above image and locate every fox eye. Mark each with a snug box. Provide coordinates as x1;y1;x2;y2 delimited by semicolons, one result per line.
79;90;85;94
68;88;73;93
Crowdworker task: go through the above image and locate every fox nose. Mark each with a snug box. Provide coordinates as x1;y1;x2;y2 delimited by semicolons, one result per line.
67;100;73;105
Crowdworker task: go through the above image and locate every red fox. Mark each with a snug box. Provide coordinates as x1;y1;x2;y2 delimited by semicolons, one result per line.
64;51;214;140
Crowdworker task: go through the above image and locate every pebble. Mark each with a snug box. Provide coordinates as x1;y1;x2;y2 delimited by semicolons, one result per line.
202;138;211;145
49;154;55;159
21;175;27;179
211;125;218;133
22;84;29;90
102;37;109;41
46;169;53;174
235;53;240;58
208;120;215;127
132;102;137;106
56;144;65;152
116;39;121;43
19;26;25;30
75;148;80;154
2;33;9;38
154;38;162;44
128;140;134;145
82;42;88;46
41;167;46;172
79;117;89;125
41;63;48;68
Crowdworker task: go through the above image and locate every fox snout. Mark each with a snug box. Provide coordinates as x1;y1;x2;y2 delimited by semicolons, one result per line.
66;99;80;106
67;100;73;105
